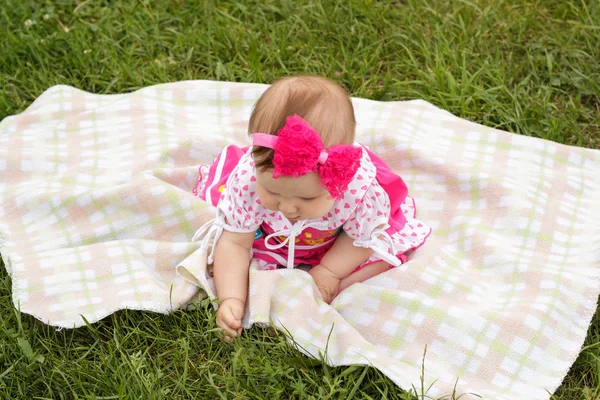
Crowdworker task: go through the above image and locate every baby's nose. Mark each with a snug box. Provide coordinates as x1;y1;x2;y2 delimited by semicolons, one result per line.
279;202;298;214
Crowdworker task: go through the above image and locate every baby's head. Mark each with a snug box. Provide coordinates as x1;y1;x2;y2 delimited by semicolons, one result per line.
249;76;357;223
249;76;356;171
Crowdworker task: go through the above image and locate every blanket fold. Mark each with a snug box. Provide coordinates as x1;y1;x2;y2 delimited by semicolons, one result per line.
1;80;599;400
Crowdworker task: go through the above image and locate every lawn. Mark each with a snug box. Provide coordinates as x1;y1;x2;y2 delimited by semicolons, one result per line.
1;0;599;398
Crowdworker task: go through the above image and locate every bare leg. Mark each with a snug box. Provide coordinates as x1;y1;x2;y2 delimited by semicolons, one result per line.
338;261;390;293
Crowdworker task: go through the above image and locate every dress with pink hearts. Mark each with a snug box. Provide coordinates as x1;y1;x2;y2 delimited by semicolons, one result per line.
192;144;431;271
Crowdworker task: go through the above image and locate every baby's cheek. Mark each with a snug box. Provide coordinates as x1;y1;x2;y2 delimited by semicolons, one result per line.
260;196;278;211
256;187;277;211
309;199;335;218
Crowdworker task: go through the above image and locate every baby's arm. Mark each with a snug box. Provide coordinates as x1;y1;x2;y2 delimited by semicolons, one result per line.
309;231;374;303
213;229;255;342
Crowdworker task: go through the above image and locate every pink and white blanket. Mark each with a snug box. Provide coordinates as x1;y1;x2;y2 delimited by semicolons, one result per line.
1;80;599;399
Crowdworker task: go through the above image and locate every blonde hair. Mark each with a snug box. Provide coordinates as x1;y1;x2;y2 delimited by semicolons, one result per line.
249;76;356;171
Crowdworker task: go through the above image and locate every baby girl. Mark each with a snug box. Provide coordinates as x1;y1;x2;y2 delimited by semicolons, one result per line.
192;76;430;341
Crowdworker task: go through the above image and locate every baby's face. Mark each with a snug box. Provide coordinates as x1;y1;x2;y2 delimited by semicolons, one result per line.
256;169;334;224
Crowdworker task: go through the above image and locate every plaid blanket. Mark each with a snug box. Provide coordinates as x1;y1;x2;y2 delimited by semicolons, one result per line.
1;80;599;399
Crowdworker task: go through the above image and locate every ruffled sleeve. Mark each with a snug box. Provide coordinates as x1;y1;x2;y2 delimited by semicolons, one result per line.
343;181;403;267
216;178;263;232
193;153;266;264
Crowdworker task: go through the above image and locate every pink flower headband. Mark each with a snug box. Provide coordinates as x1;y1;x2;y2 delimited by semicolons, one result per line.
252;115;362;199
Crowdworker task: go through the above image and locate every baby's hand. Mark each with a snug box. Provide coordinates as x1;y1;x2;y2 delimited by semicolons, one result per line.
216;298;245;343
309;265;341;304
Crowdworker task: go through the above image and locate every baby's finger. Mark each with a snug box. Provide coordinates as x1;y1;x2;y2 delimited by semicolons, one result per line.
230;306;245;320
218;323;239;340
319;287;331;304
217;316;240;340
225;307;242;329
222;332;233;343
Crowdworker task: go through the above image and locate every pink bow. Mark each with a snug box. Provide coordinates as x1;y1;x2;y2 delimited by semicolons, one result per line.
252;115;362;199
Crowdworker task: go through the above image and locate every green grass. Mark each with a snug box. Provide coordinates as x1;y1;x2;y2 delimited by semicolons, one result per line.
0;0;599;398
